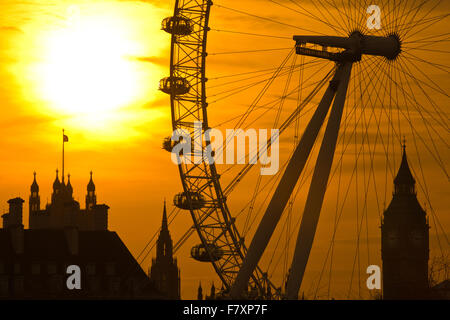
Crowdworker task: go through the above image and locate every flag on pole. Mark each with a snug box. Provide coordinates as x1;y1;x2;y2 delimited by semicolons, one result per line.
63;133;69;142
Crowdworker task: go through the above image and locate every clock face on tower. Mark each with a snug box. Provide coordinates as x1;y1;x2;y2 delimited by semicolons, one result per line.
409;229;424;246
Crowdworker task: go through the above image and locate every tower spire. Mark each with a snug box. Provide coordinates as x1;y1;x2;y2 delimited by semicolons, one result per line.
197;282;203;300
52;169;61;202
162;199;168;231
30;171;40;214
394;144;415;194
156;199;173;259
54;169;60;186
150;199;180;299
86;171;96;210
67;173;73;196
87;171;95;191
31;171;39;192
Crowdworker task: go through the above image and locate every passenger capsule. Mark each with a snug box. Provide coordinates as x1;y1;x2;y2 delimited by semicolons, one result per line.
173;192;205;210
191;243;224;262
162;16;193;35
162;136;175;152
159;77;191;95
163;136;196;157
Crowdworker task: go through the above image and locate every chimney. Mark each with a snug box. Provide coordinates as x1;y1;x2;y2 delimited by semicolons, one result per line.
2;197;24;229
1;213;9;229
64;227;79;255
92;204;109;231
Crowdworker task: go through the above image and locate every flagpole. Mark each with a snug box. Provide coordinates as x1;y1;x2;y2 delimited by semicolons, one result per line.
62;129;65;184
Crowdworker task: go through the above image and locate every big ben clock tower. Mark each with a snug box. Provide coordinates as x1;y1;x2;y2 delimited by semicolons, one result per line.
381;144;430;299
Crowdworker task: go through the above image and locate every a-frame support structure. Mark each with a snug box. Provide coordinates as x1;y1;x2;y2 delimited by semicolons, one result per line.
230;32;401;299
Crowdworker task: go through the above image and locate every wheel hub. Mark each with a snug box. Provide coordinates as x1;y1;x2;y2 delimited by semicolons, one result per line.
294;31;402;62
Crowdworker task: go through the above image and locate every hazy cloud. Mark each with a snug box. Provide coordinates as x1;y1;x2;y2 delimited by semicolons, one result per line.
0;26;23;33
127;55;168;66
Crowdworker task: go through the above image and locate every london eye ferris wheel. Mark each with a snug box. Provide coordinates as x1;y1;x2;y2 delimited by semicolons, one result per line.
147;0;449;299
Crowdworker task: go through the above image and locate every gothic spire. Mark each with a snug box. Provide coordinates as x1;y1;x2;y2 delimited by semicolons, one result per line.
67;173;73;195
197;282;203;300
162;199;168;231
149;199;180;300
210;282;215;298
53;169;61;190
31;171;39;193
87;171;95;192
156;199;173;260
86;171;97;210
394;143;416;194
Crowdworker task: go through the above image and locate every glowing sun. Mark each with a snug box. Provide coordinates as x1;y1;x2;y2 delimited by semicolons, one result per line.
39;7;145;117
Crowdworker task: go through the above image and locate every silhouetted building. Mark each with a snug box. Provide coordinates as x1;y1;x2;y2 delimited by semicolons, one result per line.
381;145;429;299
197;282;203;300
205;282;216;300
0;172;159;299
29;171;108;230
149;201;181;299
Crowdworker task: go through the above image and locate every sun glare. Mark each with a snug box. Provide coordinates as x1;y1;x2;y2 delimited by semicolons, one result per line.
23;2;167;139
41;12;140;115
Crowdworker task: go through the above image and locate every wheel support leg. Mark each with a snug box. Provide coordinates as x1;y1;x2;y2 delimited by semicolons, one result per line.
230;65;347;299
286;62;352;299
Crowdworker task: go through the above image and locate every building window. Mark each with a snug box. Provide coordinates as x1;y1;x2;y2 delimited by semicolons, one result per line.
47;263;57;275
88;277;100;293
13;276;24;294
13;263;20;275
109;277;120;295
86;263;96;276
31;263;41;275
0;276;8;296
50;275;63;293
106;263;116;276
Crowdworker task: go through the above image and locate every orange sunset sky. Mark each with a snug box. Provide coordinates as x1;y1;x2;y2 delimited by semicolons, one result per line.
0;0;448;299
